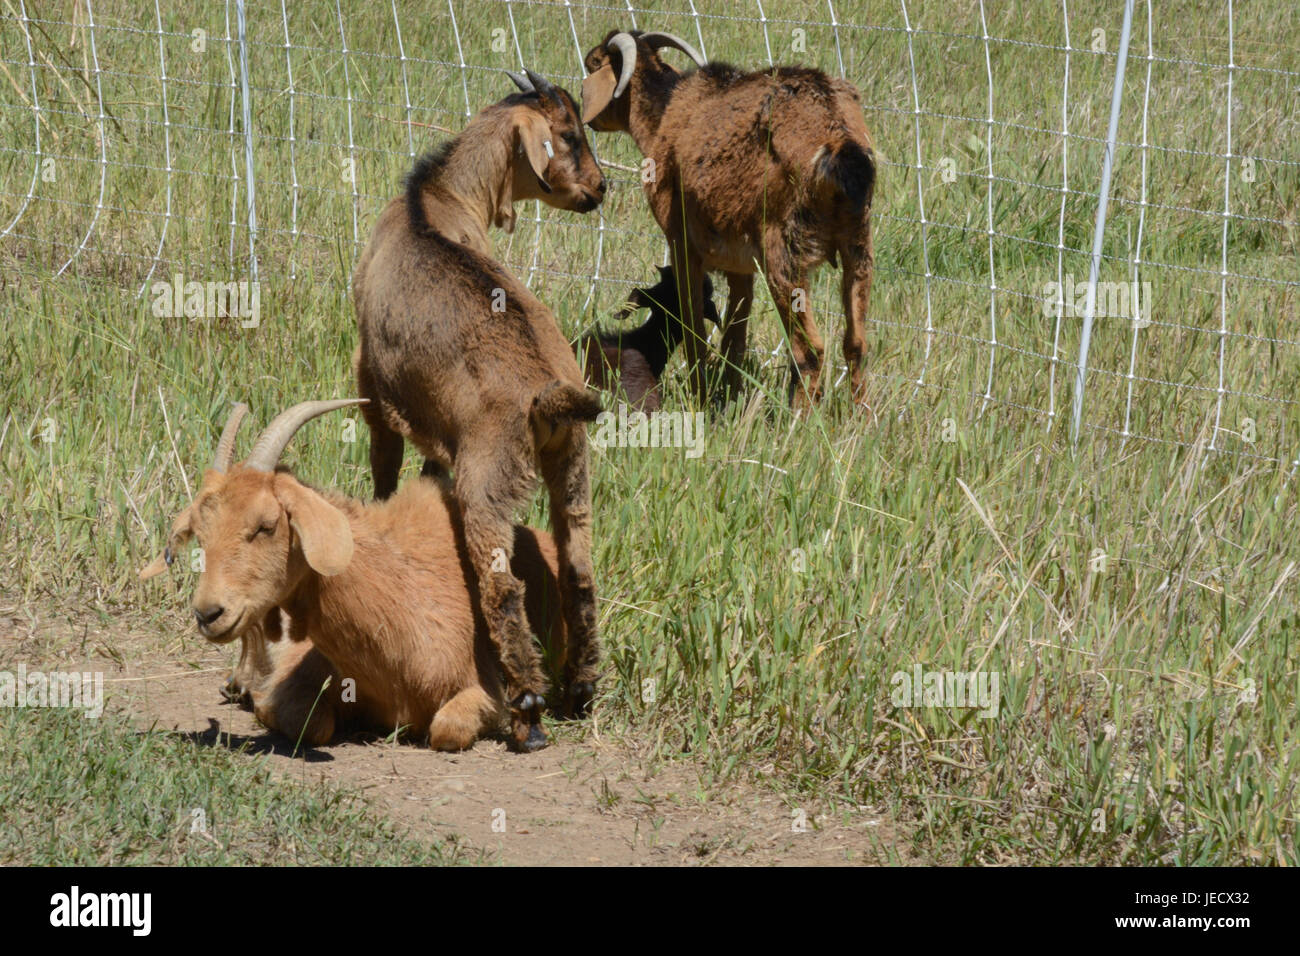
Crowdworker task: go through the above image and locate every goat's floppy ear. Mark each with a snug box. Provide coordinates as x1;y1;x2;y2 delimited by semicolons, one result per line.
140;505;195;580
614;287;649;321
512;109;553;195
274;477;353;577
581;65;618;124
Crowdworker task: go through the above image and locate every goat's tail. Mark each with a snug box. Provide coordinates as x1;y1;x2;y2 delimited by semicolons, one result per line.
812;138;876;209
532;381;604;426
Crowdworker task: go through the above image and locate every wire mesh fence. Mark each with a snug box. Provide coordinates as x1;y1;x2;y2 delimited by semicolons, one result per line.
1;1;1296;460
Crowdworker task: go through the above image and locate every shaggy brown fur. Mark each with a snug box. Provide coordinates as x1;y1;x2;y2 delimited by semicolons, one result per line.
353;75;605;751
576;265;719;411
143;458;567;752
582;31;877;409
399;79;604;254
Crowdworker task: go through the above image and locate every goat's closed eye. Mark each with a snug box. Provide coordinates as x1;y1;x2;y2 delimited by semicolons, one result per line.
247;521;276;541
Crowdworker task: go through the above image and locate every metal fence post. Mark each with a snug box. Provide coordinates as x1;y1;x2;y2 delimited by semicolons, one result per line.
1071;0;1135;447
236;0;259;281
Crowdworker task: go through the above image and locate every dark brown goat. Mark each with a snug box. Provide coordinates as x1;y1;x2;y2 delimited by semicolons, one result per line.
577;265;719;411
353;70;605;752
582;31;877;410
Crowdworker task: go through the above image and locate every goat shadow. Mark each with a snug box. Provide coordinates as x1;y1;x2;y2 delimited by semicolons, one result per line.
163;716;520;762
156;717;335;763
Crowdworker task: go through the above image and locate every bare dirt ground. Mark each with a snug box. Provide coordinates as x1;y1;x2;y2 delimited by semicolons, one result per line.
1;595;907;866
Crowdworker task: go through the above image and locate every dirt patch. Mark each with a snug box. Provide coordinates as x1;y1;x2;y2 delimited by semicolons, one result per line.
1;596;905;865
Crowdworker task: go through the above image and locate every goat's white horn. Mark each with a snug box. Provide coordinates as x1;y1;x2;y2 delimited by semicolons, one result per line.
640;32;707;67
605;32;639;99
244;399;368;473
505;70;535;94
212;402;250;473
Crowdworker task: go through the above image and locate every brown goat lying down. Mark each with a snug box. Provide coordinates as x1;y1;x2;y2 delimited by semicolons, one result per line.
141;402;566;751
582;31;877;409
353;70;605;751
576;265;719;412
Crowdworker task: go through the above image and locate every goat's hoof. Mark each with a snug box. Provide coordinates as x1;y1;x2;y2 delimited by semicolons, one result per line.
510;719;549;753
566;681;596;718
221;675;246;704
511;692;546;714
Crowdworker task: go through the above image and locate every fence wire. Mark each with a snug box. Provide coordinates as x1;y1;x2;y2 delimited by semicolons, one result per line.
1;0;1296;462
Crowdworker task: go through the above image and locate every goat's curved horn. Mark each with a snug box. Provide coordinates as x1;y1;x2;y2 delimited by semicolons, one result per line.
244;399;368;473
640;32;707;67
505;70;534;93
211;402;250;473
605;32;639;98
523;68;557;99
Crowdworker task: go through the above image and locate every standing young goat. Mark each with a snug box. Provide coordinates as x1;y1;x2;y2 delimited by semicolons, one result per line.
353;70;605;751
581;31;877;410
140;401;569;751
576;265;719;411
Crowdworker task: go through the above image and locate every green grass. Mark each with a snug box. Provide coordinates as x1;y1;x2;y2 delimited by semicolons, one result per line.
0;705;473;865
1;1;1298;865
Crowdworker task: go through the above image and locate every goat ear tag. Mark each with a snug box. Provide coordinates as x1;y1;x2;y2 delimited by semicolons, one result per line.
543;139;554;159
581;66;617;124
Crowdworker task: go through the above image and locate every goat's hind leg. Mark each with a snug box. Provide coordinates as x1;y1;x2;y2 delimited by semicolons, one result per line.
764;233;825;409
540;428;599;718
359;403;404;501
720;272;754;403
455;456;551;752
769;271;825;410
839;238;874;412
420;458;450;482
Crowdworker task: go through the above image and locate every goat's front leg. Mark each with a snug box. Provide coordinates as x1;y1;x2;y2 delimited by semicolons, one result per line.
669;237;710;406
763;236;824;409
252;640;339;748
840;231;874;411
455;460;550;752
720;271;754;403
428;685;496;752
540;428;599;718
224;609;280;704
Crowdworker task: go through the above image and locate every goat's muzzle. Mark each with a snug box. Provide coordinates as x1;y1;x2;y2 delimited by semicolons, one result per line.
574;186;605;213
195;604;243;643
